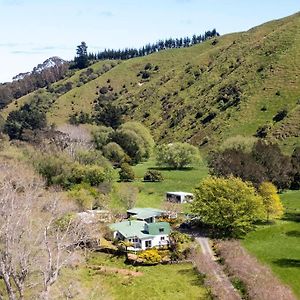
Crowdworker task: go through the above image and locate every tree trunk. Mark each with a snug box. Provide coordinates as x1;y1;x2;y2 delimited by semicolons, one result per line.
2;272;16;300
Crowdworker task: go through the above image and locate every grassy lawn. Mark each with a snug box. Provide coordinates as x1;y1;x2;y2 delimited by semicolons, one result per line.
77;252;210;300
113;158;208;209
243;190;300;298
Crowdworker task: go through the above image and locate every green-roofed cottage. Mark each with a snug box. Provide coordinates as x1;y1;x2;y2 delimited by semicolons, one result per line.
109;219;171;250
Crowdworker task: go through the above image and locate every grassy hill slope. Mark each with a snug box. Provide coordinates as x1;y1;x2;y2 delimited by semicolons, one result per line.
2;12;300;152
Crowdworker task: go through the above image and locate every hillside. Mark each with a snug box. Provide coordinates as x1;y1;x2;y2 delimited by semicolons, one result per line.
2;12;300;152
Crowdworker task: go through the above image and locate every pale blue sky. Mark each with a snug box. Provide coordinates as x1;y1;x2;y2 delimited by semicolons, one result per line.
0;0;299;82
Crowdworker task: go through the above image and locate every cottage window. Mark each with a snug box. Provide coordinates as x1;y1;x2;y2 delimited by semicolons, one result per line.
159;228;164;233
160;236;165;241
145;240;152;248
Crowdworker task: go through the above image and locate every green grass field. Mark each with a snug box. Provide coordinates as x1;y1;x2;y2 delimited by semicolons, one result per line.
81;252;210;300
243;190;300;298
111;158;208;210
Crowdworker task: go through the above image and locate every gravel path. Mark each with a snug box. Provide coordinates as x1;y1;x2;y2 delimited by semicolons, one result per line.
194;236;241;299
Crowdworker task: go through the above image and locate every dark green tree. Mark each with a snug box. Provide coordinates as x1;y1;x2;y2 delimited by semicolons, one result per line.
75;42;89;69
291;147;300;189
4;104;47;140
94;103;124;129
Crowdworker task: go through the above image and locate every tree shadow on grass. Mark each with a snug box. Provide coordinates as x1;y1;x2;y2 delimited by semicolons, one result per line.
178;267;205;286
149;166;194;171
282;212;300;223
273;258;300;268
285;230;300;237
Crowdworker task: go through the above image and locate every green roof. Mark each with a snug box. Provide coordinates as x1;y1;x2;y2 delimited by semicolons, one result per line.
127;207;165;220
146;222;171;235
110;220;171;239
110;220;152;239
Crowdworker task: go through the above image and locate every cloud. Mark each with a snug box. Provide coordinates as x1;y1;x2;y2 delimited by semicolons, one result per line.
11;50;43;55
98;11;113;17
0;42;33;48
180;19;193;25
174;0;193;3
0;43;19;48
10;44;72;55
1;0;23;6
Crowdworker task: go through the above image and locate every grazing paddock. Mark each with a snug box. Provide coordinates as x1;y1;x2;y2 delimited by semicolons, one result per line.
243;190;300;298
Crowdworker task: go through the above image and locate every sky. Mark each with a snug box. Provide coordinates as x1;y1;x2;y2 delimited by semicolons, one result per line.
0;0;299;83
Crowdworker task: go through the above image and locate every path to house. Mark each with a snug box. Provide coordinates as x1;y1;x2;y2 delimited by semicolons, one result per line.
193;235;241;300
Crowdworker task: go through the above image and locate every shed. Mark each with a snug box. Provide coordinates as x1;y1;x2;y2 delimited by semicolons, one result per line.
166;191;194;204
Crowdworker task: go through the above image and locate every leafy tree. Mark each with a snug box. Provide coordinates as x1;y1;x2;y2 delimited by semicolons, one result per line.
4;103;47;140
252;140;293;190
209;140;294;190
156;142;200;169
120;122;154;159
74;41;89;69
191;176;265;237
119;163;135;182
291;147;300;189
102;142;130;166
219;135;257;153
110;129;146;164
258;182;284;221
208;149;266;187
92;126;114;150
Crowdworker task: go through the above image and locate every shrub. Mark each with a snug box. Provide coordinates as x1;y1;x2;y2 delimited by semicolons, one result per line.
273;109;288;122
35;153;67;185
119;163;135;182
143;170;164;182
170;231;191;244
144;63;152;70
99;86;109;94
75;149;111;168
201;111;217;124
141;71;150;79
68;183;102;210
255;124;271;138
35;153;115;189
138;249;161;265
